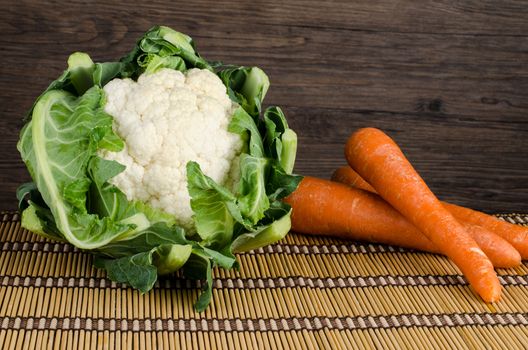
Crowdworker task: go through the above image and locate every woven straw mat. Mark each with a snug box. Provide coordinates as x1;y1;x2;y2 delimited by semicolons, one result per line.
1;212;527;349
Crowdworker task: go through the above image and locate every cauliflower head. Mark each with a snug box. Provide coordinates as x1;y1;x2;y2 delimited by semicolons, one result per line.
102;68;244;229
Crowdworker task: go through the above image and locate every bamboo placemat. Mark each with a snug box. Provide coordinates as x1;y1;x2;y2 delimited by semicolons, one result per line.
1;212;527;349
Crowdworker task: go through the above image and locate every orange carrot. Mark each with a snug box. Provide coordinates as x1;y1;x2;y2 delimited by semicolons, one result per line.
345;127;501;302
332;165;527;260
463;224;521;269
284;176;440;253
286;177;520;268
331;166;376;192
443;203;528;259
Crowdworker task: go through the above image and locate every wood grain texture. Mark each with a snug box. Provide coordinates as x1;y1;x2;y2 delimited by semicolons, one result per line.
0;0;527;212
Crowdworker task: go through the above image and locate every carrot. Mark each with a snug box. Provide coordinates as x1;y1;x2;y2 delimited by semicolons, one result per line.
443;203;528;259
331;166;376;192
286;176;520;268
284;176;440;253
463;224;521;269
345;127;501;302
332;165;527;261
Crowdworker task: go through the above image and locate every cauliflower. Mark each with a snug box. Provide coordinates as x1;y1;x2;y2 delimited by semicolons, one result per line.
101;68;243;229
17;26;300;311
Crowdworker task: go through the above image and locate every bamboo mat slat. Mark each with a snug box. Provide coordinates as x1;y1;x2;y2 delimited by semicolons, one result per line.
1;212;528;349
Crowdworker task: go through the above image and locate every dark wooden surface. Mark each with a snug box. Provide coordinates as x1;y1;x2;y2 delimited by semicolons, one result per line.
1;0;527;212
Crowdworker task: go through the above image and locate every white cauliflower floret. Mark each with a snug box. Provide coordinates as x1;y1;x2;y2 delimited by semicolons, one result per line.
101;68;243;229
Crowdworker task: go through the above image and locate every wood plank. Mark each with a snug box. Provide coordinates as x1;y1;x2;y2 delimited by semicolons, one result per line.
2;0;528;36
0;0;526;212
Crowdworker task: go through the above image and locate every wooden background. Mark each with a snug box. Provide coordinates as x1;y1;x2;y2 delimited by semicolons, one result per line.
0;0;527;213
